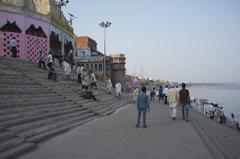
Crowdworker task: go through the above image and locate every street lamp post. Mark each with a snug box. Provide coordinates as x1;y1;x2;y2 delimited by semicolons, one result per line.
99;21;111;82
56;0;69;7
55;0;69;19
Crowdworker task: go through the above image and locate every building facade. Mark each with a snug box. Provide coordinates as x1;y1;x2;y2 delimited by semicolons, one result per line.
110;54;126;86
0;0;74;62
75;36;112;80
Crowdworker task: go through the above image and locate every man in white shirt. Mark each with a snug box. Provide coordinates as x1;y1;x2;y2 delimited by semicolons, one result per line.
163;85;169;104
47;52;53;69
115;82;122;99
10;37;17;57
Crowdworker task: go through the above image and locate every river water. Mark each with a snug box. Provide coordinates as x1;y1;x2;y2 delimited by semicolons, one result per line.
189;85;240;117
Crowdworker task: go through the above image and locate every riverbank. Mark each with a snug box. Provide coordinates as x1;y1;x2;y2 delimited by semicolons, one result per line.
189;85;240;117
190;96;240;132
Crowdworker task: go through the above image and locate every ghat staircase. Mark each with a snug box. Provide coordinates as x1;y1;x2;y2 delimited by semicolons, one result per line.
0;57;130;159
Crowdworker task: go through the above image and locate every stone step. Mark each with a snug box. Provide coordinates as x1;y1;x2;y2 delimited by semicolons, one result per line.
63;92;85;98
190;117;225;159
18;112;95;139
83;97;119;109
0;78;33;82
0;84;43;89
207;128;239;158
0;131;15;143
9;107;89;134
0;81;39;85
205;118;240;155
0;93;62;100
0;103;81;122
75;99;99;108
86;100;121;113
0;74;25;78
1;104;82;128
0;101;73;116
0;98;69;109
191;111;240;159
0;137;24;152
0;142;35;159
27;116;97;143
0;95;63;104
0;87;48;92
0;89;51;95
0;57;130;158
204;122;240;158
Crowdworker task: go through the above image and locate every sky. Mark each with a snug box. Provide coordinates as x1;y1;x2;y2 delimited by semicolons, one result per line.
63;0;240;83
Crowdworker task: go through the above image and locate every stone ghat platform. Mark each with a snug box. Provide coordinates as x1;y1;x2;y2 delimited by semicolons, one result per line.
19;101;240;159
0;57;130;159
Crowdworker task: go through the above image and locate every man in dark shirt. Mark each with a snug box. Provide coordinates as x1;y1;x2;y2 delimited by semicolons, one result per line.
179;83;190;122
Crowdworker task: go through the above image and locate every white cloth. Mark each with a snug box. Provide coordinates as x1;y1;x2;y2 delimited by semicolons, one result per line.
10;38;16;47
133;88;140;102
163;87;168;94
106;79;112;92
63;61;71;75
81;71;89;86
91;72;96;82
115;82;122;97
76;66;81;75
48;54;53;63
170;108;177;118
166;88;179;108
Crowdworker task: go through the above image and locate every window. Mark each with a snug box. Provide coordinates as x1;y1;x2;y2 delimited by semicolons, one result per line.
99;64;103;72
82;51;85;56
86;64;89;70
94;64;98;72
90;64;93;71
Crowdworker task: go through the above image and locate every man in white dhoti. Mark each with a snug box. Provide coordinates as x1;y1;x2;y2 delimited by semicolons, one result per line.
166;85;179;120
106;79;113;94
81;69;89;91
62;60;71;80
115;82;122;99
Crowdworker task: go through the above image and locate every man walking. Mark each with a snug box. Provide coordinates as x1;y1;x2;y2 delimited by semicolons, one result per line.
163;85;169;104
158;86;164;102
136;87;150;128
150;87;156;102
179;83;190;122
166;85;179;120
115;82;122;99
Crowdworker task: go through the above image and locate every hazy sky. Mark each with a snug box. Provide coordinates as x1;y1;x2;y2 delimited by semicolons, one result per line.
63;0;240;83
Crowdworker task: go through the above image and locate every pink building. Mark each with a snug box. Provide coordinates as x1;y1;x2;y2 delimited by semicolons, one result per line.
0;12;49;62
0;0;74;63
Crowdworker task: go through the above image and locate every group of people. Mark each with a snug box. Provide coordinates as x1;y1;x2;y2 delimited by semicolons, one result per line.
230;113;240;131
76;65;97;91
166;83;190;121
38;49;76;81
134;83;191;128
208;106;240;130
37;49;124;97
38;51;57;81
106;79;122;99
